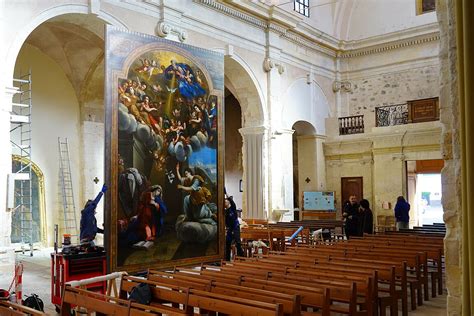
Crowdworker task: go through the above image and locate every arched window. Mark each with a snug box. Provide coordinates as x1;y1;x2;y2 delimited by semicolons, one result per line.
11;155;46;245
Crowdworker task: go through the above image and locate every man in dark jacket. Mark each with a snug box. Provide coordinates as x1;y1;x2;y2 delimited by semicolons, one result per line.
80;184;107;245
224;194;244;261
343;195;359;239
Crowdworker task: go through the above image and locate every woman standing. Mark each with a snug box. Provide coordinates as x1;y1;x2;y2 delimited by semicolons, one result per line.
358;199;373;235
394;196;410;230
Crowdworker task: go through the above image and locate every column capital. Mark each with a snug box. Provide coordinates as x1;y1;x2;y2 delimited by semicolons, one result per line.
239;125;268;137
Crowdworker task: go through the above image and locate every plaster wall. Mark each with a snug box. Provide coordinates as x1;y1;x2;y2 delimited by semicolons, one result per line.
297;135;327;197
14;44;82;246
345;0;437;41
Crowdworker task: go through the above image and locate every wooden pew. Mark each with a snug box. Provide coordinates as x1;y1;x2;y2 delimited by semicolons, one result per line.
61;285;188;315
0;301;46;316
120;275;284;316
203;263;371;315
232;256;388;316
286;245;423;311
170;265;360;315
351;234;444;296
264;250;408;316
145;270;304;316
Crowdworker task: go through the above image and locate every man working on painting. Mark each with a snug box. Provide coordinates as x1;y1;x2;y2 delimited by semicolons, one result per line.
80;184;107;245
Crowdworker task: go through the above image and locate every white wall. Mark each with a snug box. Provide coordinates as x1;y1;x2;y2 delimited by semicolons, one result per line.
281;78;330;134
15;44;82;246
344;0;437;40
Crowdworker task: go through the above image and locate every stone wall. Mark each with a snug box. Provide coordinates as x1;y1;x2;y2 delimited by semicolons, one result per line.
348;65;439;115
437;0;462;314
324;122;442;220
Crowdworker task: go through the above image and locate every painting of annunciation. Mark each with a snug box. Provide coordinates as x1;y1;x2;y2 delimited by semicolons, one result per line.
105;26;224;272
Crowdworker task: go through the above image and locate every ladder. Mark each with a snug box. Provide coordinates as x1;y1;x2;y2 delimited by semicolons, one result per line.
10;71;33;256
58;137;78;243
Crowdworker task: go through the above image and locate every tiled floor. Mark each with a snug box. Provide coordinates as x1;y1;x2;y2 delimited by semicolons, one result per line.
0;248;447;315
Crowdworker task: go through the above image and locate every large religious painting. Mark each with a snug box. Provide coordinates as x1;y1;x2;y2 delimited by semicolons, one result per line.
105;26;224;272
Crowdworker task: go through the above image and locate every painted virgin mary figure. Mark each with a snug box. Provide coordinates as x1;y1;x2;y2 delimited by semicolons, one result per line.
164;60;206;100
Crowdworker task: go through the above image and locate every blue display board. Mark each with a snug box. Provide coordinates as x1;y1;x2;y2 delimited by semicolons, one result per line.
303;191;335;211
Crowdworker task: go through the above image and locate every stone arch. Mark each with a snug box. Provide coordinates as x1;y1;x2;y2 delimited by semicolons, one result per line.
281;77;330;135
222;53;266;128
210;49;267;219
5;4;127;84
293;120;317;136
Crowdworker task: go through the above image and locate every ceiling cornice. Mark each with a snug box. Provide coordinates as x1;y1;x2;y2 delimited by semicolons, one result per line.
193;0;439;59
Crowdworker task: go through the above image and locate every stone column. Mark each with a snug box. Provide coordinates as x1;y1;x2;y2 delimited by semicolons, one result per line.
239;126;265;219
0;85;17;246
270;129;294;217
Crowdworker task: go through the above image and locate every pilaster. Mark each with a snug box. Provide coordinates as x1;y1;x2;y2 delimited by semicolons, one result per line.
239;126;266;219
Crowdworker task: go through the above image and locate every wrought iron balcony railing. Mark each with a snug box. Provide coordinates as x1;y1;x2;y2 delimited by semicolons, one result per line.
339;115;364;135
375;103;409;127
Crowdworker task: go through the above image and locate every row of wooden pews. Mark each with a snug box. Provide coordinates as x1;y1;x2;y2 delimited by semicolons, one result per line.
239;219;345;256
0;301;46;316
59;229;443;315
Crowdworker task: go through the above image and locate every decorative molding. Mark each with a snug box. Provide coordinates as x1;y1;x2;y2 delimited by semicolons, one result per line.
340;32;440;58
194;0;439;60
297;134;327;140
332;80;352;93
239;125;268;136
263;57;285;74
155;21;187;42
281;31;336;57
325;152;373;161
193;0;266;29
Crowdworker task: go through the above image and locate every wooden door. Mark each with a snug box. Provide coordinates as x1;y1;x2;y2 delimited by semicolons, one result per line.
341;177;363;207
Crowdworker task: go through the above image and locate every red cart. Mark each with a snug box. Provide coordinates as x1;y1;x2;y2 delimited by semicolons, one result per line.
51;250;106;313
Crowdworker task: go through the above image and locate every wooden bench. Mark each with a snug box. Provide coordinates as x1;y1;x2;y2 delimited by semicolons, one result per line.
61;285;189;315
120;275;284;316
0;301;46;316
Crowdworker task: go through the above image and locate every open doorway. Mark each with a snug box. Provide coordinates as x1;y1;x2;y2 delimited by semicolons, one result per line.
224;88;243;209
406;159;444;226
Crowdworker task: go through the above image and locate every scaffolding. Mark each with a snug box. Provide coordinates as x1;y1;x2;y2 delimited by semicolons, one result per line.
10;71;33;256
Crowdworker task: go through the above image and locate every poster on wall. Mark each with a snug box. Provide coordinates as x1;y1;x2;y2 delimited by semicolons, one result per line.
105;26;224;272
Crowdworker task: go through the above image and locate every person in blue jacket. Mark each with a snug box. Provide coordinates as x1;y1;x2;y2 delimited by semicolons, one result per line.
394;196;410;230
224;193;244;261
80;184;107;245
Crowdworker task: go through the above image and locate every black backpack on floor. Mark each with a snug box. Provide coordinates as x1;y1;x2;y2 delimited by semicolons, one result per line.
23;293;44;312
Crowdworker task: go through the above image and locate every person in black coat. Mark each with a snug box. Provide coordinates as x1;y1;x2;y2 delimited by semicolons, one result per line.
358;199;373;235
343;195;359;239
224;194;244;261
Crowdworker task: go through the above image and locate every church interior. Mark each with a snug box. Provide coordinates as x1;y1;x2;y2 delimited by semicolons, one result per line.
0;0;473;314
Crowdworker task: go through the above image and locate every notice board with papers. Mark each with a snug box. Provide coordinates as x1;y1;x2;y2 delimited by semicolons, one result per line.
303;191;335;211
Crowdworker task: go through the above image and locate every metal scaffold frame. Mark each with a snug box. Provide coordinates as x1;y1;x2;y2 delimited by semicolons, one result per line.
10;71;33;256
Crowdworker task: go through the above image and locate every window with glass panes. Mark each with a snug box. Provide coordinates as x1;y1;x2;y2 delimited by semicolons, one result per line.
294;0;309;17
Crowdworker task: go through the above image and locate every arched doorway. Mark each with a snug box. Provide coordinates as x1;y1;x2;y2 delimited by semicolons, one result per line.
292;121;319;211
11;13;110;246
224;55;266;219
11;156;46;245
224;88;243;208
